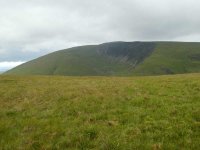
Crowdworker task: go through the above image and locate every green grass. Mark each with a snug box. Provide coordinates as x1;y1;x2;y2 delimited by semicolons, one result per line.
134;42;200;75
0;74;200;149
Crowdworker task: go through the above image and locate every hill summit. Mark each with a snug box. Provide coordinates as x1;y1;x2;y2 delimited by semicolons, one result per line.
5;41;200;76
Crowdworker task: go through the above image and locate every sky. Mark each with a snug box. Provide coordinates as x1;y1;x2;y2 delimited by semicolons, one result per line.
0;0;200;72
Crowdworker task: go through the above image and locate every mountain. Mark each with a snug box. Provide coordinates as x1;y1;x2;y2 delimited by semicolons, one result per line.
5;41;200;76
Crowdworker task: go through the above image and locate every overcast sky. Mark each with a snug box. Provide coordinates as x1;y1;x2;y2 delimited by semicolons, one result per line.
0;0;200;72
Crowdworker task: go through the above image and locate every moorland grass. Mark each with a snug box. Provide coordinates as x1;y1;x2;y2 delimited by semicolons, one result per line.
0;74;200;149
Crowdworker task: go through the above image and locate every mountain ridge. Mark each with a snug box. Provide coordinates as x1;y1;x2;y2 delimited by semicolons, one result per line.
5;41;200;76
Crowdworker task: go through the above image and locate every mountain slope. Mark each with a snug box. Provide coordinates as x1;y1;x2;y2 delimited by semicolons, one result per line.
134;42;200;75
5;41;200;76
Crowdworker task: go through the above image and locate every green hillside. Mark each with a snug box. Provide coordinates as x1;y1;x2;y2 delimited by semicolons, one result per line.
5;42;200;76
0;74;199;149
134;42;200;75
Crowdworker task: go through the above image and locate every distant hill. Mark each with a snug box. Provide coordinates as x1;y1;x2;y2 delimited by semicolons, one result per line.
5;42;200;76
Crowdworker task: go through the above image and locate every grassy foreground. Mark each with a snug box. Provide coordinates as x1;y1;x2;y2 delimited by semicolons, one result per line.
0;74;200;149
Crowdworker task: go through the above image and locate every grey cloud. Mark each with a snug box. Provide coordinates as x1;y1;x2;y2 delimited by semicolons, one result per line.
0;0;200;63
